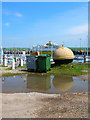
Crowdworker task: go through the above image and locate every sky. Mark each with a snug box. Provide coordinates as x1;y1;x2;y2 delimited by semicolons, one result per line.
2;0;89;2
2;2;88;48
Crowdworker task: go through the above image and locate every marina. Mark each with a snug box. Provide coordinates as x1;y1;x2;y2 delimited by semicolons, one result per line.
0;54;90;66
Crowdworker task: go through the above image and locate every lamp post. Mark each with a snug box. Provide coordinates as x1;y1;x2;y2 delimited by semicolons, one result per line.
87;35;88;56
80;38;81;50
1;46;3;65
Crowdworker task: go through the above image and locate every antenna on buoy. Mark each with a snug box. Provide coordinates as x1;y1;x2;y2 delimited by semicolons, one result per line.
62;44;64;47
62;41;64;48
62;44;64;48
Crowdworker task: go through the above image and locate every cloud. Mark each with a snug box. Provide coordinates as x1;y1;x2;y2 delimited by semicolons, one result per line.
3;9;23;17
64;24;88;35
15;12;22;17
5;22;10;27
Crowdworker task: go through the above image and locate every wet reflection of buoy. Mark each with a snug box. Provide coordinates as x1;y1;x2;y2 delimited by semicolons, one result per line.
13;76;15;78
53;75;73;92
23;79;26;83
21;75;27;83
2;78;5;83
83;80;86;82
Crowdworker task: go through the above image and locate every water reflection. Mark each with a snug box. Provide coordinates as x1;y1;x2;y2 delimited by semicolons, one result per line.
2;78;5;84
21;74;27;83
1;74;88;93
27;75;73;92
27;75;51;91
52;75;73;92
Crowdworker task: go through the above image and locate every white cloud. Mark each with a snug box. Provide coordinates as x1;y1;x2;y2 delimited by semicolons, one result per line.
15;12;22;17
3;9;23;17
64;24;88;35
5;22;10;27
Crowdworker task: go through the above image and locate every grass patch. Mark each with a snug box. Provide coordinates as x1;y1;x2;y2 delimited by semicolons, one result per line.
17;65;27;69
46;63;89;76
0;65;8;67
0;63;89;77
5;66;27;70
0;72;27;78
5;67;12;70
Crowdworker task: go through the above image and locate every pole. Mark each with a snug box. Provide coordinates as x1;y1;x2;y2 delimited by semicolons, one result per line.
80;38;81;50
87;35;88;56
1;46;3;65
12;58;15;70
4;55;7;66
84;52;86;63
20;58;23;66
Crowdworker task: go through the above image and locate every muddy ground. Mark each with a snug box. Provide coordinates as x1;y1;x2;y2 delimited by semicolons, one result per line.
1;92;88;118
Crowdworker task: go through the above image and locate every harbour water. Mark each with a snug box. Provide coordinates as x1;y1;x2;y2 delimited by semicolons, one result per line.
73;55;90;63
0;74;88;93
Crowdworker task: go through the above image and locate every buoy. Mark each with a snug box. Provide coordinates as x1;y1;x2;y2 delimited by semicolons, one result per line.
53;45;74;64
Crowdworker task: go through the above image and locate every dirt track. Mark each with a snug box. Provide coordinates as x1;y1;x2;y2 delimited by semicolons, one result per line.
0;66;27;77
2;92;88;118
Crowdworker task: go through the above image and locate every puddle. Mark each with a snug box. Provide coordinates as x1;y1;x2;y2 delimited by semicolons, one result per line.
0;74;88;93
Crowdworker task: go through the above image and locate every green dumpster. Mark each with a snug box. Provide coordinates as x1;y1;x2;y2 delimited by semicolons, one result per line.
37;54;51;72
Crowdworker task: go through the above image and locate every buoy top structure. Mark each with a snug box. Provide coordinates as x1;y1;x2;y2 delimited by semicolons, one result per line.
53;45;75;64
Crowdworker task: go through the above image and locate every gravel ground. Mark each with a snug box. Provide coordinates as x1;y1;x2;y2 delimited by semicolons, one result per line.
1;92;88;118
0;66;27;77
77;74;88;80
